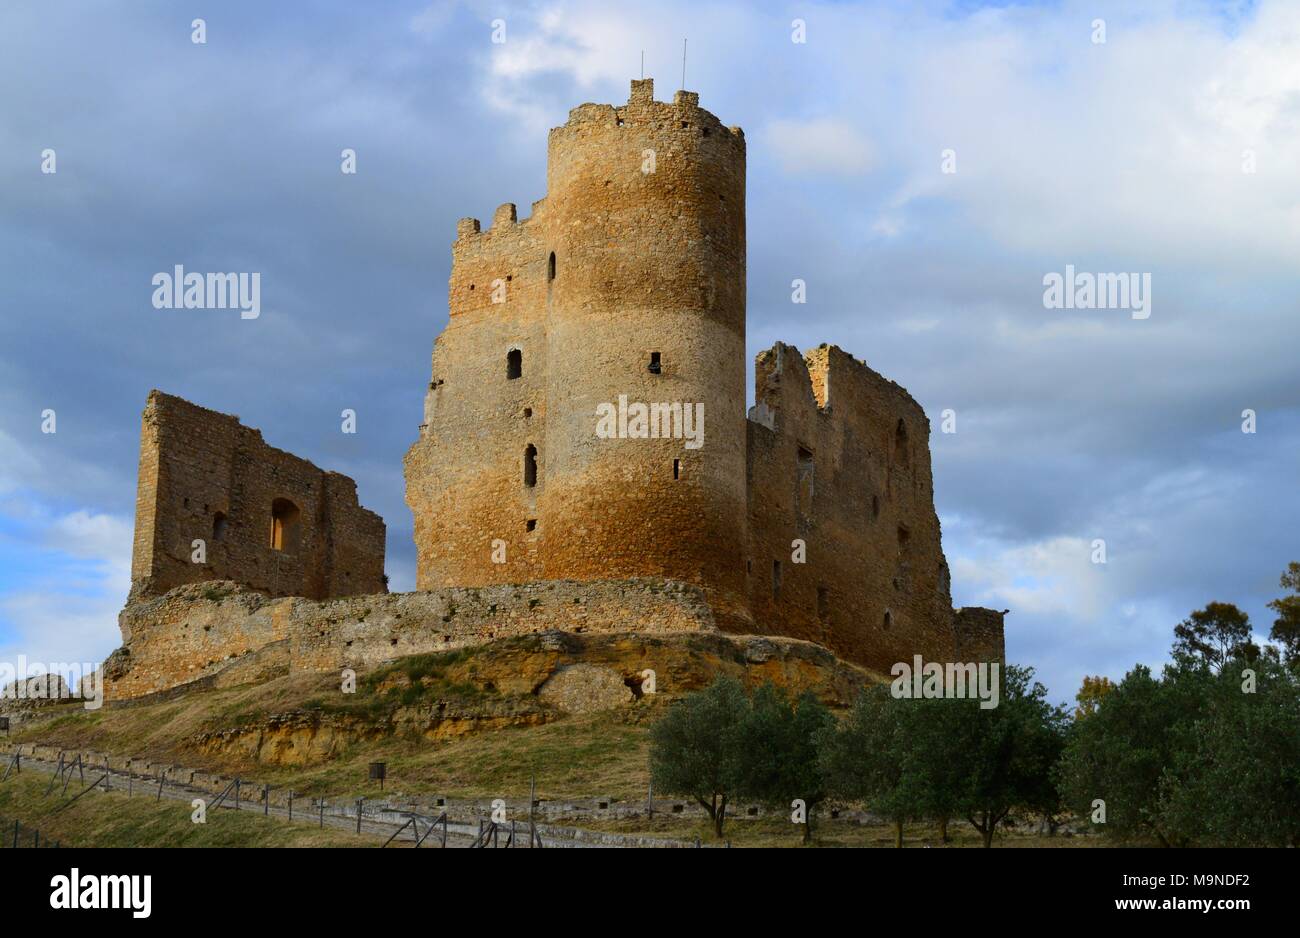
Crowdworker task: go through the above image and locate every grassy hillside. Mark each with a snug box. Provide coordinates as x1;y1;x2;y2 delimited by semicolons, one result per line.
9;652;661;803
4;643;1104;847
0;771;371;848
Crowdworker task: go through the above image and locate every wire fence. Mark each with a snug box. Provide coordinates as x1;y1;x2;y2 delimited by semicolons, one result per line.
2;748;711;848
1;749;544;848
0;815;60;848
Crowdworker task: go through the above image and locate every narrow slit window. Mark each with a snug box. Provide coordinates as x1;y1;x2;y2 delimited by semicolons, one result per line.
894;418;910;467
507;348;522;380
817;586;830;622
797;445;814;509
673;458;681;480
548;252;556;281
212;512;227;542
648;351;662;374
772;560;782;600
523;444;538;487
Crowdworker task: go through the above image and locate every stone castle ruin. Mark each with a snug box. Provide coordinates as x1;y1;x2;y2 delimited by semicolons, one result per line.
102;81;1003;702
131;391;387;602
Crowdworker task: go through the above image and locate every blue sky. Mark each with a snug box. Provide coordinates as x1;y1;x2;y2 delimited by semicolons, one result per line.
1;0;1296;703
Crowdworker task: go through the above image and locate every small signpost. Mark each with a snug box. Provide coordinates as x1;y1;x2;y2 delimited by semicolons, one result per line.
368;762;386;790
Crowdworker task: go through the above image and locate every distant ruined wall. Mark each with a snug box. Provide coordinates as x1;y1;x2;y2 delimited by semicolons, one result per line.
104;579;716;700
745;343;962;674
130;391;386;601
952;607;1007;663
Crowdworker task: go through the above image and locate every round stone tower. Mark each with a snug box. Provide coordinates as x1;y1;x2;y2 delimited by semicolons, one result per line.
538;79;750;625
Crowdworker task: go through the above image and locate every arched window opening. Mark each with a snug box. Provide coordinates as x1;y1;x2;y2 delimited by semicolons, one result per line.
270;498;301;552
894;418;910;467
883;610;893;631
523;444;538;487
506;348;522;380
212;512;227;542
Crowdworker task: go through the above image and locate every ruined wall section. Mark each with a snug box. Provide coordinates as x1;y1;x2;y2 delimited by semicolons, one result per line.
952;607;1007;663
130;391;386;601
404;202;550;589
102;579;717;700
745;344;957;673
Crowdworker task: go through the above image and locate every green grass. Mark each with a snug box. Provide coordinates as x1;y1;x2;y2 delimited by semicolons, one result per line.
8;662;656;804
0;770;371;848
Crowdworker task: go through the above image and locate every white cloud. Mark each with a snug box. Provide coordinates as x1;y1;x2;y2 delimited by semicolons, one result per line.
858;1;1300;267
0;506;131;669
765;118;874;176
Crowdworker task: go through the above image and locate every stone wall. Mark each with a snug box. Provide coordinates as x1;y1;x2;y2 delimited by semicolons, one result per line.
952;607;1008;663
102;578;717;700
745;343;966;673
130;390;386;601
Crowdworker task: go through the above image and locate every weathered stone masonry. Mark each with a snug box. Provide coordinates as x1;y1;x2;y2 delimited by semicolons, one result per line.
103;578;716;700
130;391;386;601
403;79;1005;674
104;81;1003;703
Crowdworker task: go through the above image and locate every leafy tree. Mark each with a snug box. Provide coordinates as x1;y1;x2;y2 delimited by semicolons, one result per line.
648;676;748;838
947;665;1068;847
1159;655;1300;847
731;684;834;843
1172;602;1253;673
1267;562;1300;667
905;695;970;843
1056;662;1209;845
818;685;919;847
1073;674;1115;720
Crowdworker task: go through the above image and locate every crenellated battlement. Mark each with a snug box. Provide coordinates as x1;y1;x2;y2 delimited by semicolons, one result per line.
553;79;744;145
